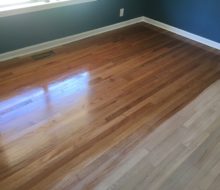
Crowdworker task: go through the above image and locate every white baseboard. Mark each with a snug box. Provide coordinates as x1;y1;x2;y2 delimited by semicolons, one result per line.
1;16;219;62
0;17;142;62
141;16;220;50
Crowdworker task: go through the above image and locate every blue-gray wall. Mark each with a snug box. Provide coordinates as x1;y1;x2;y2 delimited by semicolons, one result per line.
0;0;144;53
1;0;220;54
143;0;220;43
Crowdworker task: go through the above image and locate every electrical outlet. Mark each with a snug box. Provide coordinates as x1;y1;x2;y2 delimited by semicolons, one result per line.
120;8;124;17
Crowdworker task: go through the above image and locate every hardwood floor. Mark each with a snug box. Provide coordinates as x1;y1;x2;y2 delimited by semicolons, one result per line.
0;23;220;190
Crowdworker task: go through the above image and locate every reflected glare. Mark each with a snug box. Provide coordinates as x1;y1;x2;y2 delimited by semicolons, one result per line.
0;71;90;166
0;88;44;114
0;71;90;129
48;71;90;94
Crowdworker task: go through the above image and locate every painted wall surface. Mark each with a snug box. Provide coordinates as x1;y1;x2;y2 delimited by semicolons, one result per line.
1;0;220;54
0;0;144;53
142;0;220;43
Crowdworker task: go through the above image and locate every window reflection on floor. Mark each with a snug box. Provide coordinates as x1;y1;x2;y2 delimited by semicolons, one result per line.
0;71;91;167
0;71;90;131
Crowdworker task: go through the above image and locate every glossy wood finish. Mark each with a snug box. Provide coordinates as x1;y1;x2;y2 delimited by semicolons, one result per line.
0;23;220;190
94;80;220;190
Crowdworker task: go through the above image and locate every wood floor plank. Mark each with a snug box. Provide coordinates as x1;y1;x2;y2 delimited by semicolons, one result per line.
0;23;220;190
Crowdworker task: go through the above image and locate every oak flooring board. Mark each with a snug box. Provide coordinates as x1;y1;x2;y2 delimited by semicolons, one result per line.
0;24;220;190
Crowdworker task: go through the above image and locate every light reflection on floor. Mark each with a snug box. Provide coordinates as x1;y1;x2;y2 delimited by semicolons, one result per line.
0;71;91;166
0;71;90;130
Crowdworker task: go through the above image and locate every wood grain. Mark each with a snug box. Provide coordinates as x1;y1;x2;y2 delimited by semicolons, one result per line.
0;23;220;190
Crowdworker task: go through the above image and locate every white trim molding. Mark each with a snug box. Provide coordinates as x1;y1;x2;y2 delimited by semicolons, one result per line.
0;16;219;62
0;17;141;62
141;16;220;51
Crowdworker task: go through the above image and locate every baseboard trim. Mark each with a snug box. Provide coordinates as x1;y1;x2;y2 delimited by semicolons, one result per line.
0;17;142;62
141;16;220;51
1;16;219;62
